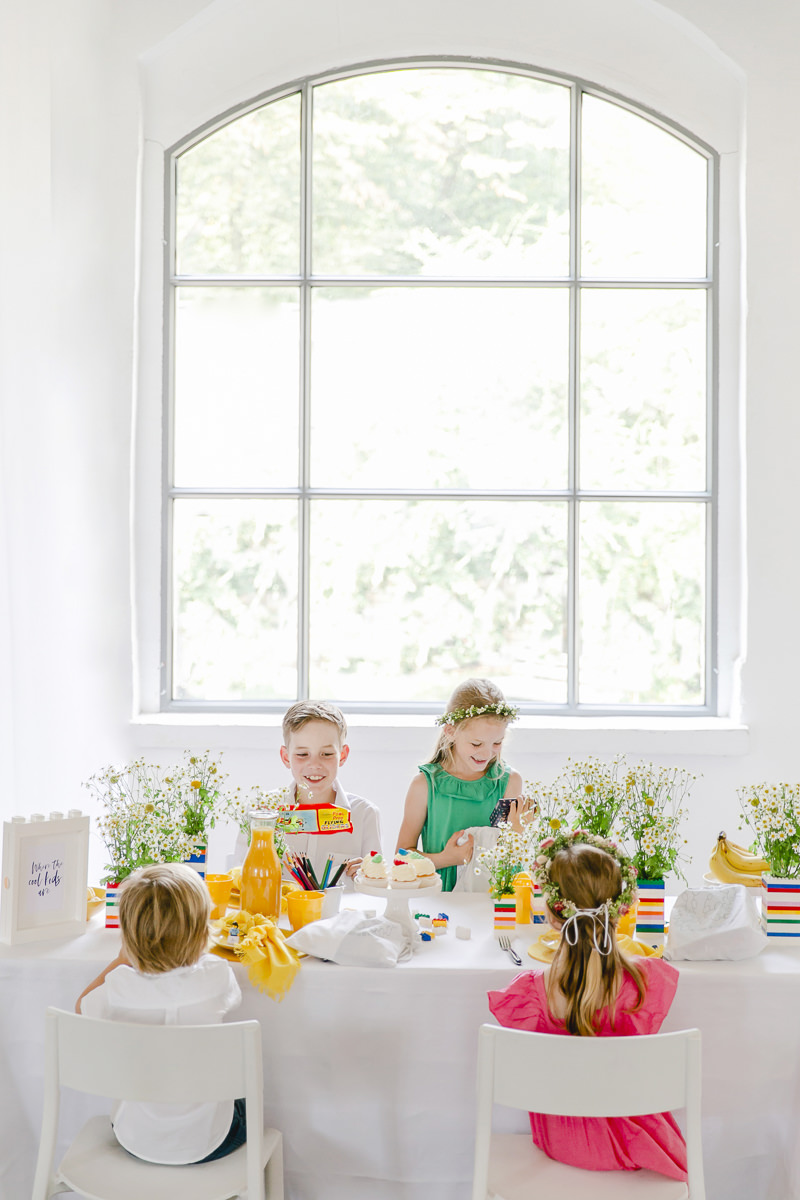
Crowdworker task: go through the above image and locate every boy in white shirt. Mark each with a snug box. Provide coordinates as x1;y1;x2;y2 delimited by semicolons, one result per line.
276;700;382;888
75;864;243;1165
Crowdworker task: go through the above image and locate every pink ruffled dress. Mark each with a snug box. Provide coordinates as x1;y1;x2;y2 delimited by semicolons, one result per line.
487;957;687;1182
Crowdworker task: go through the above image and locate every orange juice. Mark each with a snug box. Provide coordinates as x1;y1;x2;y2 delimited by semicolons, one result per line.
240;813;282;920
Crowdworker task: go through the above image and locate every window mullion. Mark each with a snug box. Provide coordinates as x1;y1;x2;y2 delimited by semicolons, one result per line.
567;83;581;712
297;80;313;700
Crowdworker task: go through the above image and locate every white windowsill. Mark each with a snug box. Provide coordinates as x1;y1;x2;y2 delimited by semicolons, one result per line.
131;713;749;756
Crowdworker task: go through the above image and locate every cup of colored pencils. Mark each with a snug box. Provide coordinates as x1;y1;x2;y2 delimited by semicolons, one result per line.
284;852;348;892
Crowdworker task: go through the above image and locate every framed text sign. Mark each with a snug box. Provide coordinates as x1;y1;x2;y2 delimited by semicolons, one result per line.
0;814;90;945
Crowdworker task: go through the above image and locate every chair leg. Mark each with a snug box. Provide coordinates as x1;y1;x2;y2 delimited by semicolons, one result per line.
264;1136;284;1200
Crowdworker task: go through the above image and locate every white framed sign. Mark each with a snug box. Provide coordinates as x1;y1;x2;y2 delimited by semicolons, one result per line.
0;815;90;945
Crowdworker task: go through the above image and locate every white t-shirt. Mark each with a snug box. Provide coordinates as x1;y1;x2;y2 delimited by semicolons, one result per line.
81;954;241;1164
235;779;382;890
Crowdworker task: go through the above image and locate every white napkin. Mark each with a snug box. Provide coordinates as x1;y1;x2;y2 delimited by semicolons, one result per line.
664;884;767;961
285;908;414;966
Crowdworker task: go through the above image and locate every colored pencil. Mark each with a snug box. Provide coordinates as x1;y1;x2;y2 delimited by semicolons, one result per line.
302;855;322;890
285;853;314;890
329;860;347;887
321;856;333;889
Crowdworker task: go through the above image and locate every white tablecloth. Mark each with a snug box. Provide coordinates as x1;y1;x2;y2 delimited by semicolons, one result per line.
1;893;799;1200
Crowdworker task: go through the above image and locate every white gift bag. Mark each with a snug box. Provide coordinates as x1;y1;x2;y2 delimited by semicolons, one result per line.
452;826;500;893
663;884;767;961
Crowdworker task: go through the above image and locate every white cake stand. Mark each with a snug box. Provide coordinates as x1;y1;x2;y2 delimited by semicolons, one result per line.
354;874;443;945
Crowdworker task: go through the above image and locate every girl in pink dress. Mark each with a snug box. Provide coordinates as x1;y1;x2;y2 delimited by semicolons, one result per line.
487;833;687;1182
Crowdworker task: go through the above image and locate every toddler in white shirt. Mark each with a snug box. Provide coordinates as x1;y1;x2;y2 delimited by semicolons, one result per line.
75;863;243;1165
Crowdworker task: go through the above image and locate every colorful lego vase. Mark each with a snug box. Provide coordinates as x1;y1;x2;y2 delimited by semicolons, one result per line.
761;874;800;938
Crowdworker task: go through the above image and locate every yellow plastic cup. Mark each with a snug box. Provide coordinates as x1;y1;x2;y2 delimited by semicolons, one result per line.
281;880;302;916
206;873;234;920
287;889;324;932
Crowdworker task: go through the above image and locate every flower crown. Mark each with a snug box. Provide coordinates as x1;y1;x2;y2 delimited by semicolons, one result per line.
532;829;637;922
435;701;519;727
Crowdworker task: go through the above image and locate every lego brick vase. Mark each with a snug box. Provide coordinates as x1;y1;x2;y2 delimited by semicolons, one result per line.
635;879;665;945
761;875;800;938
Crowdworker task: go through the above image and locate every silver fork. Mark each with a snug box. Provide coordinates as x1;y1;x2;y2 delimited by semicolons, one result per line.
498;934;521;965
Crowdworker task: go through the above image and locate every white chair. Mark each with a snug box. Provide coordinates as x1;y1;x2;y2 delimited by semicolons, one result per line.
32;1007;283;1200
473;1024;704;1200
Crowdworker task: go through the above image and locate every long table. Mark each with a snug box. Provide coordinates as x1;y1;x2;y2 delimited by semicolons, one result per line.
1;892;799;1200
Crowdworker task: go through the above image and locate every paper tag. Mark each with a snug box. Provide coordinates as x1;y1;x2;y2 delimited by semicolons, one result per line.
278;803;354;836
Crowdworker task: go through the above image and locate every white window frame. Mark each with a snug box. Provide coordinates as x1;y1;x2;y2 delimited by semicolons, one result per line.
150;57;724;720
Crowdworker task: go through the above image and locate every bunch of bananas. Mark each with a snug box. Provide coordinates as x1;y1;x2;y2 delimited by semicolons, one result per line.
708;831;770;886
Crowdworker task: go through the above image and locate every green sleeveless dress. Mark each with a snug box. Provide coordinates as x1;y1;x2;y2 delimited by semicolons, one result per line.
419;761;511;892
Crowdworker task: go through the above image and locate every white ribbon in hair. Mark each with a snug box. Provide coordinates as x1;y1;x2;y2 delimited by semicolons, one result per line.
560;901;613;955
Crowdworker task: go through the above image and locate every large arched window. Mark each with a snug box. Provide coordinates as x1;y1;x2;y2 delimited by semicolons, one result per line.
165;61;714;714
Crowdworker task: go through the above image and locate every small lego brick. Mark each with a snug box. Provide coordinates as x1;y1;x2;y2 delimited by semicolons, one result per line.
455;925;471;940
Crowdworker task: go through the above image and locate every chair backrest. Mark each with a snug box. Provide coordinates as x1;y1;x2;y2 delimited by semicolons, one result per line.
46;1007;261;1102
36;1008;266;1200
474;1024;705;1198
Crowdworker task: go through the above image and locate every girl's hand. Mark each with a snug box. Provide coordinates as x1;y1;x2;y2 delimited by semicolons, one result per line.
506;798;524;832
344;857;361;878
442;829;474;867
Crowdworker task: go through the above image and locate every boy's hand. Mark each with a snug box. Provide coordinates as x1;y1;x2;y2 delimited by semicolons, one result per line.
344;857;361;878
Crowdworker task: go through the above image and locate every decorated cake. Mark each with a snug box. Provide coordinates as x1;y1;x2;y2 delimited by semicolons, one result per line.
396;848;437;881
357;851;440;890
361;851;389;887
390;857;419;887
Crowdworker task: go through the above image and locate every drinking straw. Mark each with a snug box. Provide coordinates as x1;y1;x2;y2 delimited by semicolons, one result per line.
321;856;333;889
329;860;347;887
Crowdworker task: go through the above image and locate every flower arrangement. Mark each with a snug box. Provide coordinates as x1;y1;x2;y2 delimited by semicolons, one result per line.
84;759;199;884
170;751;228;840
532;829;638;921
737;782;800;879
521;779;572;844
557;756;626;838
477;819;538;899
617;760;694;882
435;701;519;726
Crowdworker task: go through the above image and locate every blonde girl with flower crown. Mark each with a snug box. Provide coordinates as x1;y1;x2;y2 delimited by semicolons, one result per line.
396;678;524;892
488;833;687;1182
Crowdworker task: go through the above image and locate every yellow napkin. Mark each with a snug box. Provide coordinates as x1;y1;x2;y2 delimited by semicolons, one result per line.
86;887;105;920
527;928;663;963
212;910;301;1000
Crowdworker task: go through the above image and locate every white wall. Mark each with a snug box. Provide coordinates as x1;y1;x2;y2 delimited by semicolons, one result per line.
1;0;798;888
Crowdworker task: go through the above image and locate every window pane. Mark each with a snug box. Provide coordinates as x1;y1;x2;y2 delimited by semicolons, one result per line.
310;287;568;488
174;288;300;487
581;96;707;278
580;289;706;490
579;502;705;705
309;499;567;702
175;93;301;275
173;499;298;701
313;69;570;276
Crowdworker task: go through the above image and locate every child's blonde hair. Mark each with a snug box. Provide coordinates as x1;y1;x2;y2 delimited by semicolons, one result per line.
118;863;211;975
430;677;510;775
282;700;347;747
546;843;646;1037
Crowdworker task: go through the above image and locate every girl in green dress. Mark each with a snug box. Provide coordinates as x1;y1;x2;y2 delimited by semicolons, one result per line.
396;678;525;892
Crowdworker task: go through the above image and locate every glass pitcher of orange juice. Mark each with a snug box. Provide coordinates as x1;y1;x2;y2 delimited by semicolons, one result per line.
240;812;282;920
